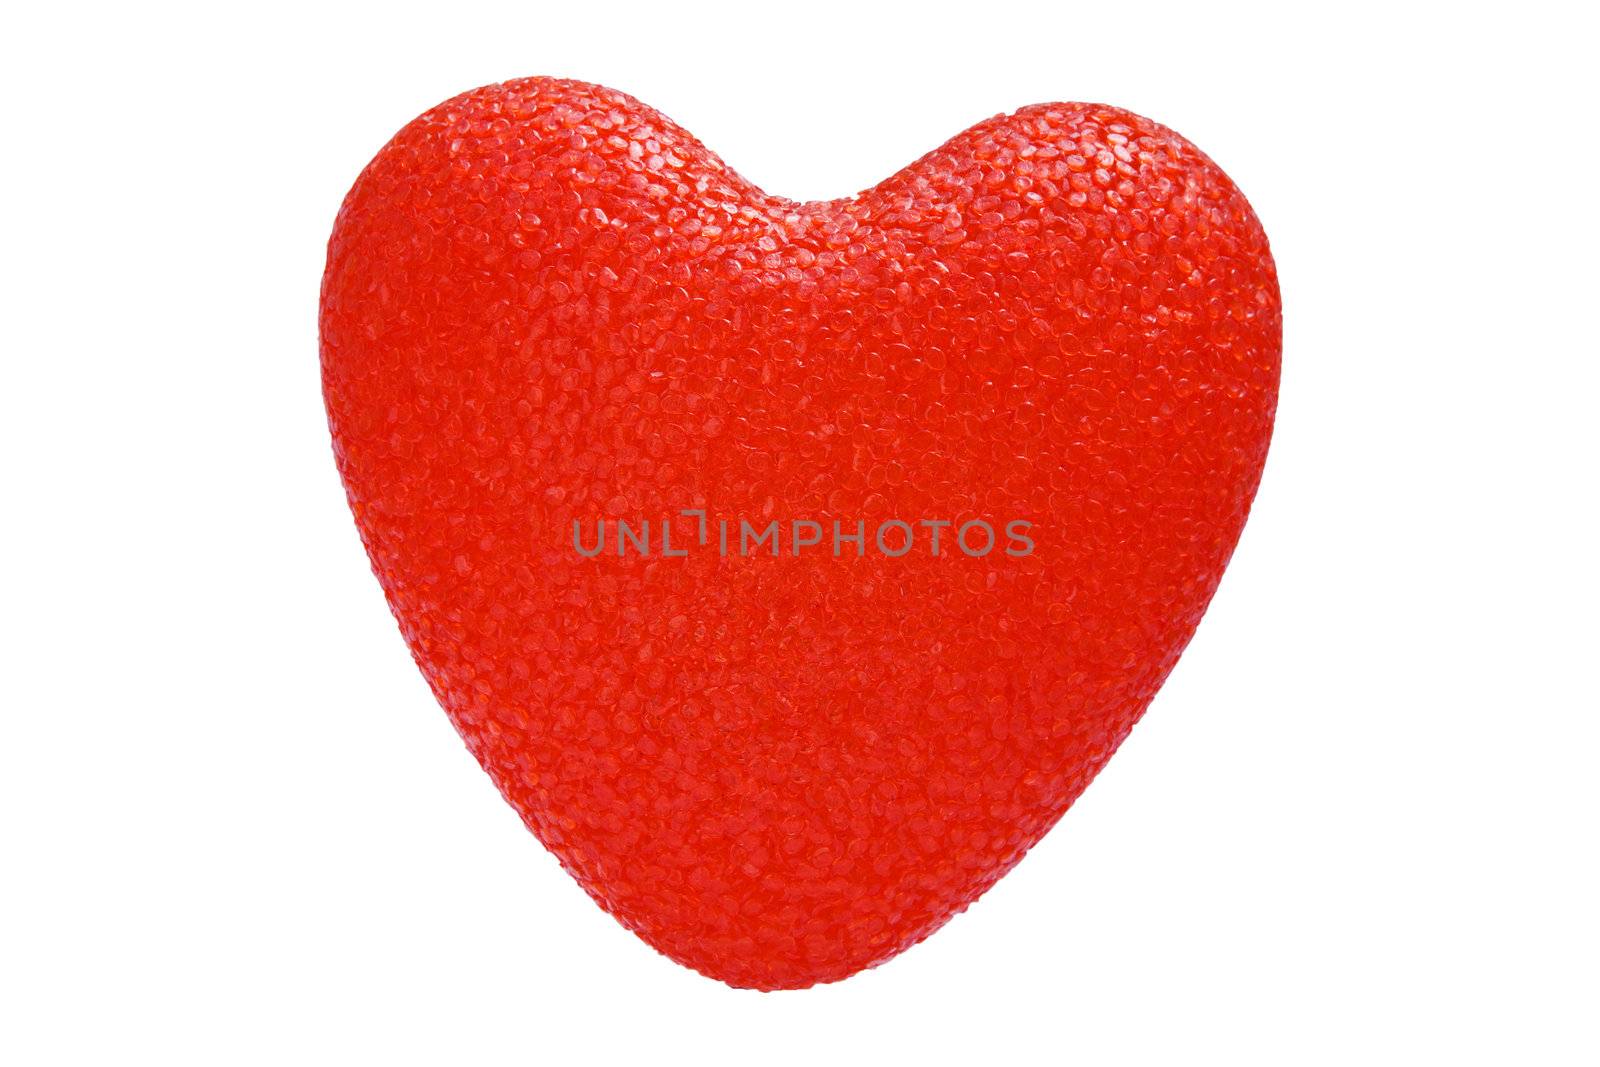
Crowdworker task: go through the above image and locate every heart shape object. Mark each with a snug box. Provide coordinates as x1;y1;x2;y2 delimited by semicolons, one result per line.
321;77;1280;989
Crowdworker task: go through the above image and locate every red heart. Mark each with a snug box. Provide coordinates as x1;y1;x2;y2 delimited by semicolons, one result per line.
320;77;1280;989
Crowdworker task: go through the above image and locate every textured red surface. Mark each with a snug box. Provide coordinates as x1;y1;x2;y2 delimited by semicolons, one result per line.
320;77;1280;989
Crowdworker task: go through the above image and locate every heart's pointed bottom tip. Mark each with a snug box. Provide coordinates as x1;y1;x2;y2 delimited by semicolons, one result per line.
662;947;886;992
651;935;904;991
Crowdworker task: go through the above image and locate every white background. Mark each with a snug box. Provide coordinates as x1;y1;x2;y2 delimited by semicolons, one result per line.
3;2;1595;1063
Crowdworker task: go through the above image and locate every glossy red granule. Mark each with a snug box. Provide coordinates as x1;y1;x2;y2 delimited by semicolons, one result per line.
320;77;1280;990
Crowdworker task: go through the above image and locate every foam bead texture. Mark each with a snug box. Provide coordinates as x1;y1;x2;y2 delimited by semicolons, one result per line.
320;77;1280;990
